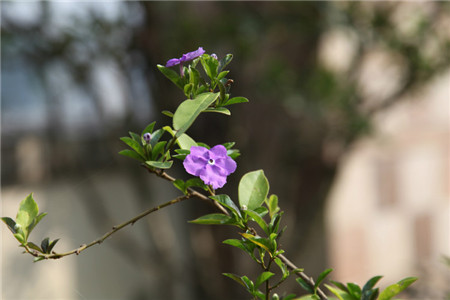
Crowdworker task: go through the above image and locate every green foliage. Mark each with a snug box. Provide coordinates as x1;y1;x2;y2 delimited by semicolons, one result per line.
173;92;220;137
1;194;47;245
326;276;418;300
239;170;270;210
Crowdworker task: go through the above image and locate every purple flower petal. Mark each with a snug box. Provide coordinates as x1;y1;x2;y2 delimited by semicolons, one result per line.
209;144;228;159
199;164;227;189
183;154;207;176
180;47;205;63
216;156;237;175
166;58;181;67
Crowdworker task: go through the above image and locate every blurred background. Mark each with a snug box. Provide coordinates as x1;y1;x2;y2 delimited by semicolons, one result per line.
1;1;449;299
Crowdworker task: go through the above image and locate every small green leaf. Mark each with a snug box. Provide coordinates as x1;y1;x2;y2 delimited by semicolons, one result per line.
204;107;231;115
162;110;174;118
330;280;349;292
239;170;270;210
128;131;141;143
347;283;361;299
362;276;383;294
145;160;173;169
28;212;47;234
141;122;156;136
210;194;241;218
296;277;315;294
218;54;233;72
157;64;184;89
201;55;219;79
255;271;274;288
223;96;249;106
119;149;145;162
173;92;219;137
245;209;269;235
120;137;145;158
1;217;17;234
315;268;333;290
378;277;417;300
173;179;187;195
223;273;246;288
27;242;42;252
239;233;272;253
189;213;233;225
47;238;60;253
163;126;197;150
13;232;25;244
151;141;167;160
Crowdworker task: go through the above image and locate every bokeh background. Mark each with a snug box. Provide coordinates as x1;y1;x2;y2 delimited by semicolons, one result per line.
1;1;449;299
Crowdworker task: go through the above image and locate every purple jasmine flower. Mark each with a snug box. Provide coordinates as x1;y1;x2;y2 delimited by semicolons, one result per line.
183;145;237;190
165;47;206;67
143;133;152;144
211;53;218;60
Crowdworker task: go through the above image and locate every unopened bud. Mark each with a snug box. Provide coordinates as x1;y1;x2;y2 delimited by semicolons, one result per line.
143;133;152;144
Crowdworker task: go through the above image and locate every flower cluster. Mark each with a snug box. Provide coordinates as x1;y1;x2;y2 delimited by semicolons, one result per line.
183;145;236;189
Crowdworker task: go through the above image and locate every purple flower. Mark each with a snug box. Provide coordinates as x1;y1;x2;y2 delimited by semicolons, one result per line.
183;145;237;189
211;53;218;60
165;47;206;67
143;133;152;144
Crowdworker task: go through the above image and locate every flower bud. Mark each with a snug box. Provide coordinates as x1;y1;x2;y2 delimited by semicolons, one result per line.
143;133;152;144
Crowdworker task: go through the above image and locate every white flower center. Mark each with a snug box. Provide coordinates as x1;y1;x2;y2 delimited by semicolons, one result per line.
208;159;215;165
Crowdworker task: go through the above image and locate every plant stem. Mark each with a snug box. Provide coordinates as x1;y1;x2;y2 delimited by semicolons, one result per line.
25;194;190;260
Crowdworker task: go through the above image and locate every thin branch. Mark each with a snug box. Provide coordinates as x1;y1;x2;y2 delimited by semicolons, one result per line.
278;254;328;300
25;194;190;260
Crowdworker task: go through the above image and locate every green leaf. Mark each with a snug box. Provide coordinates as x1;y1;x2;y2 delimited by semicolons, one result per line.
28;212;47;233
128;131;141;143
15;194;40;241
210;194;241;218
218;54;233;72
223;273;246;288
204;107;231;115
173;92;219;137
266;194;280;218
378;277;418;300
120;137;145;158
240;233;272;253
201;55;219;79
255;271;274;288
217;70;229;81
325;284;357;300
173;179;187;195
145;160;173;169
223;96;249;106
347;283;361;299
151;141;167;160
189;213;233;225
47;238;60;254
141;122;156;135
27;242;42;252
238;170;270;210
315;268;333;290
13;232;25;244
119;149;145;162
330;280;349;293
162;110;174;118
1;217;17;234
245;209;269;235
163;126;197;150
157;64;184;89
296;277;315;294
362;276;383;294
185;178;208;191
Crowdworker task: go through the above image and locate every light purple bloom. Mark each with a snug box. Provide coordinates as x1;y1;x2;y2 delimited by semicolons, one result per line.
143;133;152;144
211;53;218;60
183;145;237;189
165;47;205;67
